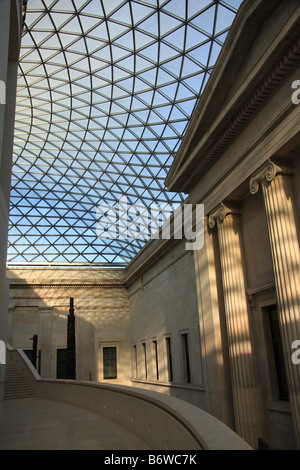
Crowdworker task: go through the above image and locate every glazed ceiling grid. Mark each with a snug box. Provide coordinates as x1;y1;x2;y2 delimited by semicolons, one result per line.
8;0;243;266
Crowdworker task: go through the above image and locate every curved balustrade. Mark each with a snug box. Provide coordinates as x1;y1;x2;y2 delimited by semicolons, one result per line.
5;345;252;450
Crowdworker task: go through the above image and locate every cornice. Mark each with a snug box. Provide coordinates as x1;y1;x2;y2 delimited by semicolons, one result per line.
10;283;125;290
172;37;300;193
165;0;263;186
166;0;300;193
123;236;178;287
123;203;206;287
122;98;298;287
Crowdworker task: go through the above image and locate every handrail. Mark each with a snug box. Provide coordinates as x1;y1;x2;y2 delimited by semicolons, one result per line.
6;345;252;450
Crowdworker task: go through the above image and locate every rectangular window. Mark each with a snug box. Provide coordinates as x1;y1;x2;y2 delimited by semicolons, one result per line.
142;342;147;379
268;305;289;401
152;339;159;380
165;337;173;382
132;344;138;378
103;347;117;379
181;333;191;383
56;348;68;379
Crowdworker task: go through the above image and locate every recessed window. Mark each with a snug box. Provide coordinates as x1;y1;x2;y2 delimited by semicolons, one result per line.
152;339;159;380
267;305;289;401
142;342;147;379
181;333;191;383
132;344;138;378
103;347;117;380
165;337;173;382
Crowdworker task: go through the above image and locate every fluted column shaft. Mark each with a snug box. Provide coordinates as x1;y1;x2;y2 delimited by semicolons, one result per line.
209;204;264;449
250;161;300;447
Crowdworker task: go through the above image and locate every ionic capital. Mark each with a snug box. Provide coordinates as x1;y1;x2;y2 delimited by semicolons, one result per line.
208;203;240;229
249;161;293;195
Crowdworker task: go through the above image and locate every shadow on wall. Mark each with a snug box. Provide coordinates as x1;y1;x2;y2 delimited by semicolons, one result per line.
128;243;209;411
6;268;130;384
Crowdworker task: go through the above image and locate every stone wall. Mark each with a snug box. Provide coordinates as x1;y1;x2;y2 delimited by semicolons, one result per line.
127;240;205;408
6;268;130;383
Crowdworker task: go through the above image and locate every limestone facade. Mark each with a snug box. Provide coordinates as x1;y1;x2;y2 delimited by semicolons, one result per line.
6;268;130;384
165;0;300;449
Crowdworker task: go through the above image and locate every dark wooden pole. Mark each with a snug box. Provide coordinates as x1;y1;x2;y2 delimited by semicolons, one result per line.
67;297;76;380
31;334;38;369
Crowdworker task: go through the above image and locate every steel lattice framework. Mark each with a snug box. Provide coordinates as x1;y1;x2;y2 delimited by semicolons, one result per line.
8;0;242;266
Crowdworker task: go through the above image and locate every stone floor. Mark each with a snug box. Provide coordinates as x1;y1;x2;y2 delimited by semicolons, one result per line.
0;397;151;450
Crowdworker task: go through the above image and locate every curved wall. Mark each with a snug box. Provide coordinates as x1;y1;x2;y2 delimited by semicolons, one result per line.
6;346;252;450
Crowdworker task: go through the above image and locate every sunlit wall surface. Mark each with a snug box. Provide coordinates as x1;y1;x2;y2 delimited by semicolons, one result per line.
8;0;243;266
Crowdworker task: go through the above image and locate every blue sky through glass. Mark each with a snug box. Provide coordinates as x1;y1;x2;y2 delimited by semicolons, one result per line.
8;0;243;266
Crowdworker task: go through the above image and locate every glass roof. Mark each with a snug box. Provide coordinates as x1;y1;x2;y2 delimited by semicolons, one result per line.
7;0;243;267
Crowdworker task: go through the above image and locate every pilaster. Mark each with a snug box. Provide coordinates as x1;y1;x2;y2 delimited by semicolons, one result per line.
250;160;300;447
209;203;264;449
193;217;235;429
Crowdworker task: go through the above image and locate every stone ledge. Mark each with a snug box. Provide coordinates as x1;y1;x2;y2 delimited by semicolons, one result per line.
6;345;253;451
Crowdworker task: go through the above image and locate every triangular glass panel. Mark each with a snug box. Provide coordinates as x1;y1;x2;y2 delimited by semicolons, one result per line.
215;5;236;33
191;6;216;35
109;2;132;26
50;12;75;30
188;0;213;20
80;15;101;34
138;13;159;38
159;11;183;37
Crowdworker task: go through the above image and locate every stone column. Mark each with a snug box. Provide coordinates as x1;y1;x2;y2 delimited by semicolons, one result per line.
209;203;264;449
250;161;300;447
193;217;235;429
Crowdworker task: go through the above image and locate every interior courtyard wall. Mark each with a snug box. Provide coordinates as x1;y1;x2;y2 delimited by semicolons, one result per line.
127;240;206;409
6;268;131;384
